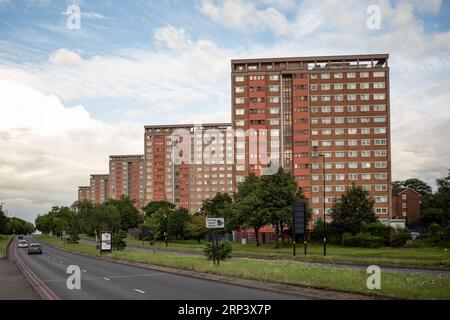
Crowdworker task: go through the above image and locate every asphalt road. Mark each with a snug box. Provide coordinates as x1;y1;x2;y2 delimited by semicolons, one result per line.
14;236;309;300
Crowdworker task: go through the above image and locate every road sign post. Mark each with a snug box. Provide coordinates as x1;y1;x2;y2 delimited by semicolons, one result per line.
100;231;112;254
292;201;307;257
205;218;225;265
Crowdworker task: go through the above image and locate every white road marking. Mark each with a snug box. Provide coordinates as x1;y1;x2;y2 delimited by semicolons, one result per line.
82;269;87;273
59;261;63;264
134;289;145;294
103;277;110;281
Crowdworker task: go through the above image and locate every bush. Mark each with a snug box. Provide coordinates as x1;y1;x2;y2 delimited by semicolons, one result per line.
204;241;232;261
310;220;341;245
390;229;412;247
362;223;391;246
404;239;421;248
112;231;127;250
342;232;384;248
422;224;450;248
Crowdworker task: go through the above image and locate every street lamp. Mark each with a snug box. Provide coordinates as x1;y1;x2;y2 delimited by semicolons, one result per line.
314;147;326;256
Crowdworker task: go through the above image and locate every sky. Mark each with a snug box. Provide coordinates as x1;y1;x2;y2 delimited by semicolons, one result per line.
0;0;449;223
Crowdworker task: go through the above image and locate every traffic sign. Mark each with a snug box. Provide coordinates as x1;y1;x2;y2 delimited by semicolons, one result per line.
205;218;225;229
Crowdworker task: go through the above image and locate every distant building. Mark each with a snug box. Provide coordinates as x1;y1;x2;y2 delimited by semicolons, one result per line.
77;186;90;202
392;186;421;224
144;123;234;213
90;174;109;204
109;155;145;209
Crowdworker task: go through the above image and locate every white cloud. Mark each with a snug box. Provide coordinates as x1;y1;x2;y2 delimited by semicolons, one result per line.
0;80;143;223
48;48;83;66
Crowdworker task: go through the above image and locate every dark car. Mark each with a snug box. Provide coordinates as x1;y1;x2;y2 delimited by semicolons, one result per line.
17;235;24;240
28;243;43;255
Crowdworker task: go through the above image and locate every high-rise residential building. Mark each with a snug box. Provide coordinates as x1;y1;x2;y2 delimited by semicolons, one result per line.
109;155;145;209
90;174;110;204
77;186;90;202
144;123;234;213
231;54;392;223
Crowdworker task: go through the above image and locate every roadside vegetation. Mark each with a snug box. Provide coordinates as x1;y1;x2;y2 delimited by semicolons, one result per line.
37;234;450;300
0;235;12;259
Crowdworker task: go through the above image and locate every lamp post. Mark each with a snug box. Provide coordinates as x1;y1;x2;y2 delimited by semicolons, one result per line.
318;154;327;256
313;146;326;257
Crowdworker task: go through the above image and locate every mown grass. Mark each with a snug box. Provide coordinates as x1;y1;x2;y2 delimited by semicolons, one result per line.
38;235;450;300
0;235;12;258
80;234;450;268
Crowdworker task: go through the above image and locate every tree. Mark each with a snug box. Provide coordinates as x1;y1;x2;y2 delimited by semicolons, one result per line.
186;214;208;243
435;170;450;224
106;196;143;231
143;201;176;218
330;183;377;238
0;204;8;236
148;207;170;240
233;173;268;246
402;178;433;198
200;193;235;233
259;168;300;244
167;207;190;240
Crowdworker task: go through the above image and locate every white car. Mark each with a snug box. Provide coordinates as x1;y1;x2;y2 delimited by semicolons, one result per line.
18;240;28;248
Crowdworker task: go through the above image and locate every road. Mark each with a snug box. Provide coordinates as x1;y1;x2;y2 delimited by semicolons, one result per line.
80;239;450;277
12;236;310;300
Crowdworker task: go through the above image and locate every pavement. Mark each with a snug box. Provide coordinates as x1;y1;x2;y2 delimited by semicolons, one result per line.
79;239;450;277
0;239;40;300
12;235;318;300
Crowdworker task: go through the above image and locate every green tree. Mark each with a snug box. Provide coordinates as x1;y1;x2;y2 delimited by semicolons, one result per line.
200;193;236;233
435;170;450;224
330;183;377;239
259;168;301;244
106;196;143;231
0;204;8;236
167;207;190;240
186;214;208;243
233;174;268;246
148;207;170;240
143;201;176;218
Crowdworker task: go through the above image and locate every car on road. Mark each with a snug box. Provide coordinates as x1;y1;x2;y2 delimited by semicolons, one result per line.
410;232;421;240
18;240;28;248
17;235;24;240
28;243;43;255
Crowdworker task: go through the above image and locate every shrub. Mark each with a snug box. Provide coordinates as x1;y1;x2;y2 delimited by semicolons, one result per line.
362;223;391;246
204;241;232;261
404;239;420;248
390;229;412;247
112;230;127;250
310;220;341;245
342;232;384;248
422;224;450;248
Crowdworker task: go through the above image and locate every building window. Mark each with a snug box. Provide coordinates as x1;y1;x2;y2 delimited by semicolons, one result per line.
235;76;245;82
334;84;344;90
334;73;343;79
235;98;244;104
374;93;386;100
311;84;317;91
347;72;356;78
235;109;244;115
321;84;331;90
235;87;245;93
373;71;385;78
269;75;279;81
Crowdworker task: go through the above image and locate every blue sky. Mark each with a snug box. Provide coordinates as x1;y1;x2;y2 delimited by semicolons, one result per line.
0;0;449;222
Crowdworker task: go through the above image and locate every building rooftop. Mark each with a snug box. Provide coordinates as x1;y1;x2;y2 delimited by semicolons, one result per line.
144;123;232;129
231;53;389;64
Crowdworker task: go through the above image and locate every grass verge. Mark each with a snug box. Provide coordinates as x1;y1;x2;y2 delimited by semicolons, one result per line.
38;235;450;300
80;235;450;268
0;235;12;259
